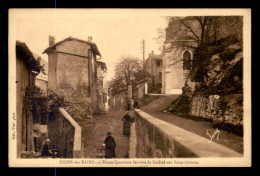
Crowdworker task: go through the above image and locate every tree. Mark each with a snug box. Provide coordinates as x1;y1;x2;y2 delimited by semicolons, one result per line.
165;16;242;49
114;55;142;86
109;55;150;94
158;16;242;79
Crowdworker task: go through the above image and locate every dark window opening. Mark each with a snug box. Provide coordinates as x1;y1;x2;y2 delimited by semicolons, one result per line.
183;51;192;70
156;61;161;67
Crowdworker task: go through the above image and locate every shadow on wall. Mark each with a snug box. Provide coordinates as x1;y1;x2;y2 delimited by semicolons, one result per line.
48;108;82;158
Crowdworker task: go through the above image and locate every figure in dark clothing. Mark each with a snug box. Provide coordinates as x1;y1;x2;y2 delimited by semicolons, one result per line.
122;112;132;137
127;103;130;111
104;132;116;158
133;101;139;109
41;138;52;158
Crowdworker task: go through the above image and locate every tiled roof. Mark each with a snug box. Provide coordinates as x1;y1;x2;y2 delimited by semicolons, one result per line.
42;36;101;56
16;41;39;72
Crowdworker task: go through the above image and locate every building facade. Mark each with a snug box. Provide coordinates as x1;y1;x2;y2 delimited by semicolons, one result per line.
161;18;198;94
144;51;163;94
162;42;195;94
43;36;102;114
108;89;128;111
96;61;107;111
16;41;41;157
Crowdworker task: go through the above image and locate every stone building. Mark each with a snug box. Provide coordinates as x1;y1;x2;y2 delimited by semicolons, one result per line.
103;80;109;111
16;41;41;157
144;51;163;94
96;61;107;111
108;89;128;111
161;16;243;95
161;17;198;94
43;36;102;114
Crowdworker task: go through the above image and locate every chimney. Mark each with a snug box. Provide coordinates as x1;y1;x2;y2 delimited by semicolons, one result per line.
88;36;92;42
149;50;154;57
49;35;55;46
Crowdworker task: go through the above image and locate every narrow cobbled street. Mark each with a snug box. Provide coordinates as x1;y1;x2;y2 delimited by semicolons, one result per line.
78;111;134;158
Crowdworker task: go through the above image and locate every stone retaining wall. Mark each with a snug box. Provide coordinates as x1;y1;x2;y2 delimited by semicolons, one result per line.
189;94;243;126
48;108;82;158
134;109;242;158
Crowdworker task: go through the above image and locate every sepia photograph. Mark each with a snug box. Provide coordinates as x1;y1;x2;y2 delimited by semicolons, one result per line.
8;8;251;167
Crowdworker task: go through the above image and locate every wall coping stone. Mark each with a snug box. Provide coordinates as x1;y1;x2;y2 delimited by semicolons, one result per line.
59;108;82;157
135;109;242;157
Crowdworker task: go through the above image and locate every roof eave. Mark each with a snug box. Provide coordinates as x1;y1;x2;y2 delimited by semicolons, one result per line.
42;37;102;56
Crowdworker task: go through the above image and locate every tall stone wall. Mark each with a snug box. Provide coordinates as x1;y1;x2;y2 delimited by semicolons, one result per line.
189;94;243;127
190;95;220;119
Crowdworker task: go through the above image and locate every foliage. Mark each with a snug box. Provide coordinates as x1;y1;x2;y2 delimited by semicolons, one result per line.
47;89;67;113
153;27;166;52
52;86;92;120
190;35;241;84
24;85;47;124
110;55;147;94
163;16;243;134
33;56;47;76
114;55;142;86
165;16;242;48
157;16;243;71
169;94;191;114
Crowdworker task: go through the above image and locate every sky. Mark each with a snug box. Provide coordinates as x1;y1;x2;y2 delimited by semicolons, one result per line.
12;9;168;82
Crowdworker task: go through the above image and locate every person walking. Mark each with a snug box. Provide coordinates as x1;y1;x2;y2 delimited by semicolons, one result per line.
122;112;132;137
127;103;130;111
133;101;139;109
104;132;116;158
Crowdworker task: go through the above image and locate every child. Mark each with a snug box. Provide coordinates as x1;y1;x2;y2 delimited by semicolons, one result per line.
96;149;104;158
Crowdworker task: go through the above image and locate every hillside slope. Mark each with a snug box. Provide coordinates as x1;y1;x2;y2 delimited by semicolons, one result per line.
141;95;180;112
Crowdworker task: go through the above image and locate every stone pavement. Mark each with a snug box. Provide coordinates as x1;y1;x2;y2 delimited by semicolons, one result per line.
78;110;134;158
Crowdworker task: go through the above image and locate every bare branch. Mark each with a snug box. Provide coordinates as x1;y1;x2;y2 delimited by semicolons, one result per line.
180;20;201;41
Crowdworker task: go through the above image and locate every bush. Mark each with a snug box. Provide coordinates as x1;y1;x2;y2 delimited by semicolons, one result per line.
24;85;48;124
49;86;91;120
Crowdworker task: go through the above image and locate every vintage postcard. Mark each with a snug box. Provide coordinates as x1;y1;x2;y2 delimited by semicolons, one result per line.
8;8;251;167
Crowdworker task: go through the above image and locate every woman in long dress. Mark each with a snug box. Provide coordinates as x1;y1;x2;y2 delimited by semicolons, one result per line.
122;112;131;137
104;132;116;158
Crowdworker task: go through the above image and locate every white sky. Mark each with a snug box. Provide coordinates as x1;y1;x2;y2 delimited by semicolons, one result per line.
12;9;168;82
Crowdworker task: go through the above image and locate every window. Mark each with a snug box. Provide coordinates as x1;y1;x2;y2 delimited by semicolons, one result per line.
156;61;161;67
183;50;192;70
